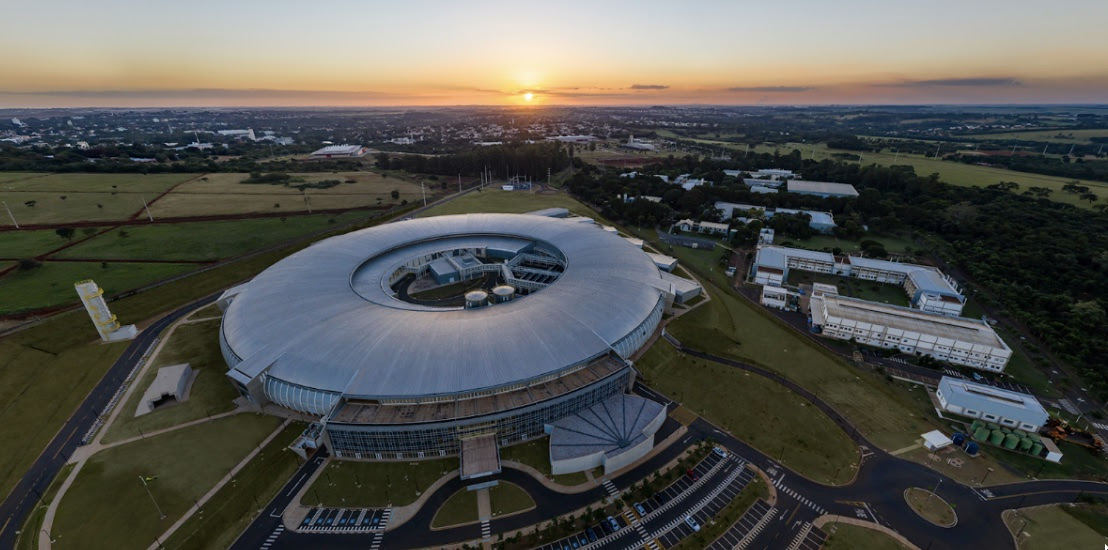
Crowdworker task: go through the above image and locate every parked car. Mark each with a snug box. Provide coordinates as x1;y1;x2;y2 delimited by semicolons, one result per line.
713;447;728;458
586;528;597;542
686;468;700;481
685;515;701;532
634;502;647;516
607;516;621;531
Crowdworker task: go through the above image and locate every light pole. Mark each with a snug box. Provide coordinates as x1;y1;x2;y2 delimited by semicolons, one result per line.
2;201;18;228
139;476;166;520
981;467;993;485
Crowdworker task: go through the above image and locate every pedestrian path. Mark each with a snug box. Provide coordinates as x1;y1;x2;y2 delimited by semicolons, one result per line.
772;477;827;515
259;524;284;549
601;478;620;498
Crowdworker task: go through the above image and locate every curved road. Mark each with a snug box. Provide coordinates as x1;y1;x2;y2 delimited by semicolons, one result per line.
0;292;219;549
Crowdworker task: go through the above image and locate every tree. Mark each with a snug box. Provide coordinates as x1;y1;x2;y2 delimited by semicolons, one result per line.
17;258;41;270
55;227;76;240
23;200;36;207
390;189;400;200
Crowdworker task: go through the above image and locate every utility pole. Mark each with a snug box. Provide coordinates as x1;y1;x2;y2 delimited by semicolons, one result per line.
141;196;154;221
458;173;461;193
304;192;311;213
893;149;899;163
421;181;427;206
2;201;18;228
139;476;166;519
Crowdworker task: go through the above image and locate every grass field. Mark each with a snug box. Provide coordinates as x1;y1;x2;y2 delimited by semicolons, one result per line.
783;233;918;255
51;413;283;550
1;173;196;194
103;319;240;443
1;206;408;508
0;260;197;314
649;237;946;452
499;438;593;486
637;343;860;484
490;482;535;517
419;189;600;218
0;228;105;258
302;457;457;508
55;211;370;261
431;488;478;528
148;172;422;218
161;422;305;550
1060;501;1108;539
823;523;909;550
904;487;956;527
963;129;1108;144
0;172;43;184
0;190;157;225
787;271;911;307
1005;505;1108;549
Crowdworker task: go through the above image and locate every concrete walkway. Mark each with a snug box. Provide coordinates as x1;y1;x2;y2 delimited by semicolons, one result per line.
147;419;291;549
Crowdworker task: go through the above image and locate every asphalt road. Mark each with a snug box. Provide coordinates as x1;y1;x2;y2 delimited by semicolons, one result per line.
0;292;219;549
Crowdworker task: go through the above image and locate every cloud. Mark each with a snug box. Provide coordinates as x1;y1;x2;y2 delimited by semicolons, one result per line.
629;84;669;90
0;88;412;100
879;77;1022;87
723;86;815;93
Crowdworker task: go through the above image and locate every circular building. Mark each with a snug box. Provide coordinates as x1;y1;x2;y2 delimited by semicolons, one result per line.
219;213;674;459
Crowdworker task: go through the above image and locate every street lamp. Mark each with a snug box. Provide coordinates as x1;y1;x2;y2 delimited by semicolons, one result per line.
139;475;166;520
981;467;993;485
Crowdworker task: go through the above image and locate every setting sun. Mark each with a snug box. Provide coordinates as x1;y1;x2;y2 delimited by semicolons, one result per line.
523;92;534;102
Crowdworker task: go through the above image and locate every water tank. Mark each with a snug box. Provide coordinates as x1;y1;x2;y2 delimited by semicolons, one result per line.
491;285;516;303
970;420;985;433
1018;437;1034;452
1003;434;1019;450
964;442;979;456
988;430;1005;446
464;290;489;309
973;427;991;441
1030;442;1043;456
952;433;965;446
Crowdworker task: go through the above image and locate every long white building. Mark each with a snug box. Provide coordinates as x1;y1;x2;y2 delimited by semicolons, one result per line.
752;246;965;316
809;293;1011;371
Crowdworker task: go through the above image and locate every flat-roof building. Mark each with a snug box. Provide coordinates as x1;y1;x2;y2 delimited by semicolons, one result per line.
936;377;1048;432
786;180;859;198
752;246;965;316
309;144;368;159
715;202;837;233
810;295;1010;371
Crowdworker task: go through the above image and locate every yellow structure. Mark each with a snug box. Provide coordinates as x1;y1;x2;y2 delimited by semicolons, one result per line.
75;280;137;342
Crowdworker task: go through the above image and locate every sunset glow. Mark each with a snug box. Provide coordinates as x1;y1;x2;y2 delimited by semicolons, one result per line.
1;0;1106;107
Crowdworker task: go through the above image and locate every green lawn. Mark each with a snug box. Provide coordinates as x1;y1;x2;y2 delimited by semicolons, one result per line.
653;236;945;452
489;482;535;517
418;189;600;219
786;271;911;307
51;413;283;550
499;438;592;486
0;260;198;314
0;207;405;508
0;228;104;258
302;457;457;508
904;487;956;527
785;234;917;255
1006;505;1108;549
431;488;478;528
102;319;240;444
13;463;73;550
0;172;43;183
161;422;306;550
1062;501;1108;539
0;191;149;225
190;303;222;318
823;523;910;550
55;211;370;261
637;344;860;484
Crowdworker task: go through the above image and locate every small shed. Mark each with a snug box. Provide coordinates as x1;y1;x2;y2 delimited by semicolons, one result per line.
922;430;953;451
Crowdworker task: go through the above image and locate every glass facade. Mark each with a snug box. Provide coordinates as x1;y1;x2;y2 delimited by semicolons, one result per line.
326;368;632;459
262;376;341;416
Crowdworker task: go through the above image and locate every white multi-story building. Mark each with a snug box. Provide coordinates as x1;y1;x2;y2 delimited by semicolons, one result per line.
809;294;1010;371
761;285;799;311
676;219;732;237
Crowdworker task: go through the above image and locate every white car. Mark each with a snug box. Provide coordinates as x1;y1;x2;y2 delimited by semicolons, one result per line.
685;515;701;532
712;447;728;458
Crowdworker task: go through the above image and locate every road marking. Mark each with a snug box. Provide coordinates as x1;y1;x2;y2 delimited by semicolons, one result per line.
286;473;307;496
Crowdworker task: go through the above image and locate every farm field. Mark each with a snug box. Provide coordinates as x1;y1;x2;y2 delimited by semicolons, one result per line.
55;211;370;261
0;173;195;193
962;128;1108;144
0;228;107;258
148;171;423;217
419;188;601;219
0;191;156;225
0;261;197;314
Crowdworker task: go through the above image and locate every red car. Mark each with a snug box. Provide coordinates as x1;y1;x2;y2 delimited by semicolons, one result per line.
686;468;699;481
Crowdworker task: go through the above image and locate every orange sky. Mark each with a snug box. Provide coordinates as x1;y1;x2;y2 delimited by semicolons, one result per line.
2;0;1107;107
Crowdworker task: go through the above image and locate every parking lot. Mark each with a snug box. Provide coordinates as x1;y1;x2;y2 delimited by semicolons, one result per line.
787;522;827;550
651;465;754;548
532;513;629;550
704;499;776;550
299;508;389;532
